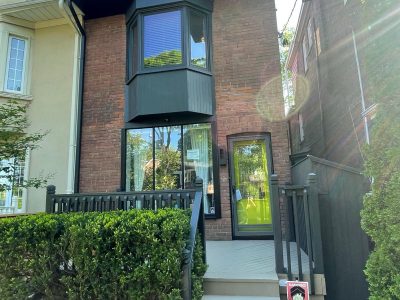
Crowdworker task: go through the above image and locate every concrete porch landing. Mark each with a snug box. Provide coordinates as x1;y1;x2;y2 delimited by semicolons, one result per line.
205;240;278;281
203;240;280;299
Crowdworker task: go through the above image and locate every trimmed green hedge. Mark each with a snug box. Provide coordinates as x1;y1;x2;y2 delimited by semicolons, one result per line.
0;209;206;299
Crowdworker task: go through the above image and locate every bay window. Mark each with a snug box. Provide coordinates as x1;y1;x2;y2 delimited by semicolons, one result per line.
127;4;211;77
125;2;213;121
126;123;216;215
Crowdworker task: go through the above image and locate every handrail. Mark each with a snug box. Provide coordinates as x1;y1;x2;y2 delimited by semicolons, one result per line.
182;177;206;300
45;178;206;300
271;173;324;295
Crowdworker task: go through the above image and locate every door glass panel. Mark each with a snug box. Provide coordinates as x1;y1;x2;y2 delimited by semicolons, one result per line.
233;139;272;232
154;126;182;189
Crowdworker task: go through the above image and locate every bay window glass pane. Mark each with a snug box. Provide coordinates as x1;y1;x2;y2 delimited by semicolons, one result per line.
155;126;182;190
126;129;154;191
144;10;182;68
190;12;207;68
183;124;214;214
6;37;26;92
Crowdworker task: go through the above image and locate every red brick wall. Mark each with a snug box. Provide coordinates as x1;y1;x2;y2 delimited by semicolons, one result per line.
79;15;126;192
207;0;291;240
79;2;291;240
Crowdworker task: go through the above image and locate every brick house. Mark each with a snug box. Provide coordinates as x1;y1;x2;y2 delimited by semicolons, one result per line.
1;0;332;298
73;0;291;241
286;0;377;168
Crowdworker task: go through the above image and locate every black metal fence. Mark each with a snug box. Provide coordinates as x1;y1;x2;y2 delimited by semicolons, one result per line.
271;173;324;294
46;178;205;300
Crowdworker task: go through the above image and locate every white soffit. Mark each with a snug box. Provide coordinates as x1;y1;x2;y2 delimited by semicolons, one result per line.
1;0;64;22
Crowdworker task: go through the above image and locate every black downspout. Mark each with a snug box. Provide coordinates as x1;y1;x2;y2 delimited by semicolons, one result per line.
67;0;85;193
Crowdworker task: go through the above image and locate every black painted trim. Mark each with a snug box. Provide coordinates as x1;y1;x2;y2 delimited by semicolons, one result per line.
68;0;86;193
227;132;275;239
120;129;127;191
127;0;212;22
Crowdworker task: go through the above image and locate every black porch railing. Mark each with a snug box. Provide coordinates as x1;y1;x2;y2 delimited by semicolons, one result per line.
45;178;205;300
271;173;324;294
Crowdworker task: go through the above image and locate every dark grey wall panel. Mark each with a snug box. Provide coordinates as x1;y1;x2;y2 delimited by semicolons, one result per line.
126;69;213;121
132;71;189;119
291;156;369;300
187;71;213;115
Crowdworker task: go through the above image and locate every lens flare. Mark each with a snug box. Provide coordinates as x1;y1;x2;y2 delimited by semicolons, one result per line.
256;75;310;121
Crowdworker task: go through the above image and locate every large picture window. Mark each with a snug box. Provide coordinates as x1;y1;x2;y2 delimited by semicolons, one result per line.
126;124;216;215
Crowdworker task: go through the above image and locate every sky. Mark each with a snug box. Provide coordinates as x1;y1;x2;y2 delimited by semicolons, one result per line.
275;0;302;32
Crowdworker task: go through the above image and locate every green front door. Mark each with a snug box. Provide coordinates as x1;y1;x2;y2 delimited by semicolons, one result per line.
229;135;273;238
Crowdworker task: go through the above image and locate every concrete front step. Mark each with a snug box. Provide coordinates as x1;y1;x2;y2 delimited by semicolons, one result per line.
203;240;281;298
203;277;280;297
203;296;280;300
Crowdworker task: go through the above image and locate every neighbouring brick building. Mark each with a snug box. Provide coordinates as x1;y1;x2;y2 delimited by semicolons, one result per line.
284;0;400;299
286;0;378;168
74;0;291;240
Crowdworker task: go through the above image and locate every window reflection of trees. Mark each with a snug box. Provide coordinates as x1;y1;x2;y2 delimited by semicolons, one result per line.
126;124;215;214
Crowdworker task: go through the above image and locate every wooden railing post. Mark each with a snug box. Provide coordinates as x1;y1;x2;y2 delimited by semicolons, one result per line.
271;174;285;274
181;249;192;300
46;185;56;213
307;173;324;274
195;177;206;263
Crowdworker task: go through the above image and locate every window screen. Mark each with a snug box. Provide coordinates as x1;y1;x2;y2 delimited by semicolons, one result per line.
143;10;182;68
6;37;26;92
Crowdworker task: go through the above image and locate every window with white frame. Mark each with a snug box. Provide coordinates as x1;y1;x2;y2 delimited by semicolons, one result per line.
299;113;305;142
5;36;27;93
302;37;308;72
0;158;25;211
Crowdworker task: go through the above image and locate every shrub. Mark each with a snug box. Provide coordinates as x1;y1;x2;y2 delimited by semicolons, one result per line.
361;94;400;299
0;209;206;299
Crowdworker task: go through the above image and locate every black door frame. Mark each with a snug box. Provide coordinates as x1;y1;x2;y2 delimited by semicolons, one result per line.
227;132;274;239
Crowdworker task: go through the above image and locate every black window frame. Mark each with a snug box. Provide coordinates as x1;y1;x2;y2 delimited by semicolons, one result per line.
121;121;221;219
126;4;212;84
